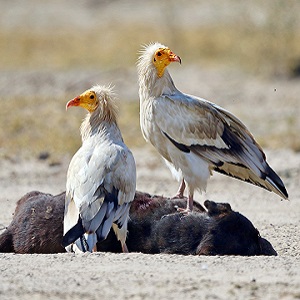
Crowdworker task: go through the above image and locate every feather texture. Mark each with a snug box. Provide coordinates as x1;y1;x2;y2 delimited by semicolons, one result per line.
63;85;136;252
137;42;288;210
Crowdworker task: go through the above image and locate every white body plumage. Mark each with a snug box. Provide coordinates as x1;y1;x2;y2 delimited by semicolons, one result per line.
63;85;136;252
137;42;288;211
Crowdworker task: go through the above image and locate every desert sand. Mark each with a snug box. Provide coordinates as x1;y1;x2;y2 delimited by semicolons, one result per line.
0;145;300;299
1;1;300;299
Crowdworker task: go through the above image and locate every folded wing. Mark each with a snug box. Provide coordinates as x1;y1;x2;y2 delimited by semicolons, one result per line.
63;141;135;251
154;92;288;199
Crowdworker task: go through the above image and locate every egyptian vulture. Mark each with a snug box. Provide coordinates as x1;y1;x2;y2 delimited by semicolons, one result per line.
137;42;288;212
62;85;136;252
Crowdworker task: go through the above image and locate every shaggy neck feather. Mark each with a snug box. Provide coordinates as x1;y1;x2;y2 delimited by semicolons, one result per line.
80;103;122;143
138;58;178;102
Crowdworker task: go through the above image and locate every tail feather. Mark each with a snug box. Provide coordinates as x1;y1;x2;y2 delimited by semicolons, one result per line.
63;187;132;252
62;216;84;248
266;165;288;200
96;212;115;242
213;162;288;200
82;233;97;252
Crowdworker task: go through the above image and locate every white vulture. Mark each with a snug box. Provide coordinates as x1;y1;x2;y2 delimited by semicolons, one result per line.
137;42;288;212
62;85;136;253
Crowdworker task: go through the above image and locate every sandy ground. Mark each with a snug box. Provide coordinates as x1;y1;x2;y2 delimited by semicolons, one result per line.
0;145;300;300
0;1;300;298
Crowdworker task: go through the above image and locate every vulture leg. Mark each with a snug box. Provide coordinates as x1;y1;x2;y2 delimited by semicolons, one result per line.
121;242;129;253
176;194;193;214
172;179;186;199
177;189;205;214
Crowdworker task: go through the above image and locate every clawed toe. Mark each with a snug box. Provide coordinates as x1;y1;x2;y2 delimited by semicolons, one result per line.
176;206;191;215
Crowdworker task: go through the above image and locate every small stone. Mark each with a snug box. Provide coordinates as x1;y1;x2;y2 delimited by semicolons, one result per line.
38;151;50;160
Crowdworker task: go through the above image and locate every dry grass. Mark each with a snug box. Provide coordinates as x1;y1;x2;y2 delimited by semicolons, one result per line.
0;93;299;162
0;24;159;71
0;20;299;75
1;1;300;159
0;95;144;161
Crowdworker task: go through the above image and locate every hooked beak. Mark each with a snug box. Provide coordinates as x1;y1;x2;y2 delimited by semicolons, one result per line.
169;53;181;64
66;96;80;110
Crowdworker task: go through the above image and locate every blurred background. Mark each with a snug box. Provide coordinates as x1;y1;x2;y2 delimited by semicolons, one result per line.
0;0;299;163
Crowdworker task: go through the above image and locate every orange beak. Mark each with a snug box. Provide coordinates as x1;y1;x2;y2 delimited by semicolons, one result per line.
66;96;80;110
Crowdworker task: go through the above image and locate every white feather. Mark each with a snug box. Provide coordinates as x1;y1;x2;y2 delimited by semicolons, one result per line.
137;42;288;203
63;85;136;252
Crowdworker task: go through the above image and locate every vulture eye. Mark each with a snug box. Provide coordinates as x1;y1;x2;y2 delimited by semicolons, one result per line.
90;94;94;99
157;51;162;56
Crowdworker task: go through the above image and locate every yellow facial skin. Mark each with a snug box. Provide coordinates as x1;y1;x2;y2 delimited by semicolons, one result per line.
66;90;99;113
153;47;181;78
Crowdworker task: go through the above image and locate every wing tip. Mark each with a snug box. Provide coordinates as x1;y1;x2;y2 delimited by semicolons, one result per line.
266;177;289;200
62;217;85;248
213;162;289;200
266;166;289;200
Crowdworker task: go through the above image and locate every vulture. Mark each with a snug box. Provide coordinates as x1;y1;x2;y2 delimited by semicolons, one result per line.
137;42;288;212
62;85;136;253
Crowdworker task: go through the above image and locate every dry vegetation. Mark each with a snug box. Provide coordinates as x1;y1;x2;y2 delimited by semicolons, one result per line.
0;0;300;160
0;94;143;161
1;18;299;74
0;3;300;299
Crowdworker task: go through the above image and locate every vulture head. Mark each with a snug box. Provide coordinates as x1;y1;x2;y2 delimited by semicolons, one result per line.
138;42;181;78
66;85;118;123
